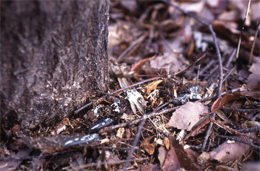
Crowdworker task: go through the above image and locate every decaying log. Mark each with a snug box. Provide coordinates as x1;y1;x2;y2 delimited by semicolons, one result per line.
0;0;110;129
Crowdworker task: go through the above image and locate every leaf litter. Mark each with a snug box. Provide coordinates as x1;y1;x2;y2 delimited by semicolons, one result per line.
167;101;208;131
1;0;260;170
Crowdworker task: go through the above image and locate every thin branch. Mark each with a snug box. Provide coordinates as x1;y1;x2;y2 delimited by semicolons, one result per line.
174;49;210;76
236;0;252;59
221;106;260;112
196;64;201;86
216;135;260;149
249;22;260;64
116;33;148;63
201;121;213;151
124;114;147;170
211;118;260;142
225;50;236;68
238;126;260;133
222;67;235;82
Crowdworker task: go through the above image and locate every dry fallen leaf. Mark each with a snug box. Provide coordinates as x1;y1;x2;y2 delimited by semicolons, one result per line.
211;91;260;113
209;133;255;163
167;102;208;131
164;137;170;150
247;63;260;87
197;152;211;165
144;80;163;94
140;136;157;155
211;92;241;113
116;127;125;138
251;2;260;20
163;138;199;171
120;0;138;12
158;146;167;168
141;163;159;171
180;1;205;14
150;53;186;74
130;56;155;75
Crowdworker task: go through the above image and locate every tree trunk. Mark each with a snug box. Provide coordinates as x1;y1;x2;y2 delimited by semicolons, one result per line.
0;0;110;130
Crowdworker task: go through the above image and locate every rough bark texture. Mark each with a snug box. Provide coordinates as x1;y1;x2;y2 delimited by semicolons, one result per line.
0;0;109;129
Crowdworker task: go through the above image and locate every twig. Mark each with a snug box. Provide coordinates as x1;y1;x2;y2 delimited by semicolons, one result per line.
124;114;147;170
221;85;247;96
201;121;213;151
116;33;148;63
154;101;170;112
200;60;215;75
196;64;201;86
221;106;260;112
222;67;235;82
237;126;260;133
216;135;260;149
225;50;236;68
208;26;223;98
249;22;260;64
198;94;217;102
210;118;260;142
184;73;218;78
236;0;252;59
184;116;211;141
174;49;210;76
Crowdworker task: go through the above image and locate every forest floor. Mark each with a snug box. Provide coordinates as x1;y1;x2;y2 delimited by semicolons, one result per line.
1;0;260;170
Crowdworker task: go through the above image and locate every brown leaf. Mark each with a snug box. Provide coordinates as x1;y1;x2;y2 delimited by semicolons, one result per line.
209;133;255;163
163;138;199;171
150;53;185;73
218;10;238;21
240;91;260;101
141;163;159;171
197;152;210;165
120;0;138;12
164;137;170;150
247;63;260;87
180;1;205;14
167;102;208;131
211;91;260;113
211;92;242;113
251;2;260;20
144;80;163;94
140;136;157;155
116;127;125;138
206;0;220;7
158;147;167;168
130;56;155;74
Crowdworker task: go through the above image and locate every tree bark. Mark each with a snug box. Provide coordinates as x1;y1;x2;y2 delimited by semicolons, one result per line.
0;0;110;129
